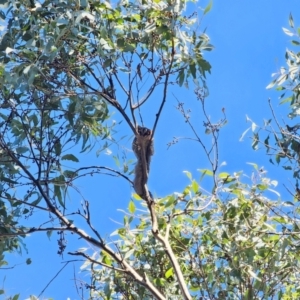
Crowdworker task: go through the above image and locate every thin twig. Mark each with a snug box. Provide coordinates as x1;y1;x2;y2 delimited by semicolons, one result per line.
38;261;70;298
152;37;176;137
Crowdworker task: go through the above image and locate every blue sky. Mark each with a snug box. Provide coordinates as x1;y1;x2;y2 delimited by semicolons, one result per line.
3;1;300;299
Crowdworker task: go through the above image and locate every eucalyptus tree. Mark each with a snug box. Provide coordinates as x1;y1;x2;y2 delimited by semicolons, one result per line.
1;1;300;299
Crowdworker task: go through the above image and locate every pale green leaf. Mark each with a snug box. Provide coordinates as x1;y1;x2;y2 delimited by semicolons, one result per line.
191;180;199;193
257;184;267;191
247;162;258;170
183;170;192;180
132;193;142;200
198;169;213;176
218;172;230;179
279;96;293;104
204;0;213;15
282;27;294;36
128;200;135;213
247;269;261;281
165;195;176;208
124;249;134;259
23;65;32;74
165;267;174;278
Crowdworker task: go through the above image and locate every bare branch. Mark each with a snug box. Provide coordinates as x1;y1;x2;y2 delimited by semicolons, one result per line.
38;261;70;298
152;38;176;137
68;251;125;273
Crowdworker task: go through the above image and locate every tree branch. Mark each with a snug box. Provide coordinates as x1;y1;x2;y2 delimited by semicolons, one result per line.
0;138;165;300
152;37;176;137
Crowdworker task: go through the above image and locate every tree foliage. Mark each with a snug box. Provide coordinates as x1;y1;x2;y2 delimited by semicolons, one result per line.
1;1;300;300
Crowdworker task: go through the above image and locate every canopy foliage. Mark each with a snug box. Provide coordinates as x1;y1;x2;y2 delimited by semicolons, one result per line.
0;1;300;300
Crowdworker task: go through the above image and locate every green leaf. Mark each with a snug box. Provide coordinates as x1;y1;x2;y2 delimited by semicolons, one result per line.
132;193;142;200
16;146;29;154
113;155;120;167
23;208;29;214
183;170;192;180
291;40;300;46
1;177;18;184
54;140;62;156
165;267;174;278
61;154;79;162
191;180;199;193
103;59;112;68
204;0;213;15
165;195;176;208
218;172;230;179
0;260;8;267
54;183;64;208
247;163;258;170
198;169;213;176
189;63;196;78
252;133;259;150
177;69;185;86
289;13;294;28
63;170;77;178
47;230;52;240
128;200;135;213
280;96;293;104
257;184;267;191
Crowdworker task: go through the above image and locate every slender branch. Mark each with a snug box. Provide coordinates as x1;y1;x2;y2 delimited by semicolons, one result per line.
132;50;161;110
268;98;282;132
0;227;69;237
38;261;70;298
172;195;215;218
0;139;165;300
84;200;104;244
68;251;125;273
68;69;136;133
82;62;105;90
132;75;162;110
72;166;133;185
113;71;130;97
200;98;219;176
6;198;49;212
152;37;175;137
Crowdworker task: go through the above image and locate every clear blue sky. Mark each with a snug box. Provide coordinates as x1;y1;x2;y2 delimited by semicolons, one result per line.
3;1;300;299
